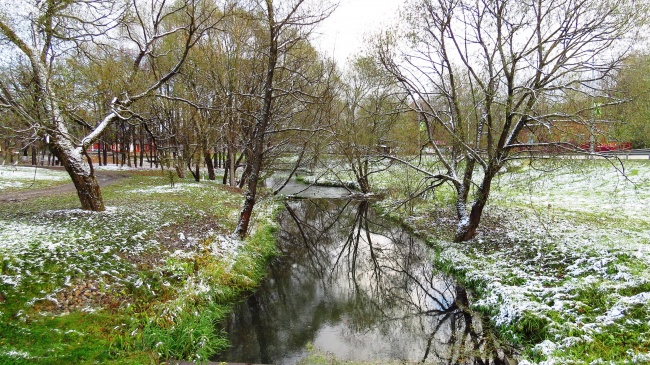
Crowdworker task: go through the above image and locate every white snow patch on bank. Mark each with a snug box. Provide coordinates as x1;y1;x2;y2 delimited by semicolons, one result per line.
398;161;650;364
127;183;201;195
595;292;650;325
0;166;69;181
0;166;69;191
210;235;243;261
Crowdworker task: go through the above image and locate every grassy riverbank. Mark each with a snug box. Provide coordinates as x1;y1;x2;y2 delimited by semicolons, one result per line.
375;159;650;364
0;170;279;364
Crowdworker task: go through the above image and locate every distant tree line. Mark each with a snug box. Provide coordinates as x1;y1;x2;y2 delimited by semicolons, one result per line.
1;0;647;240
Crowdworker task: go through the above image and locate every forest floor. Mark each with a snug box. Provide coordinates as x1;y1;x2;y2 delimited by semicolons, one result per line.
0;166;279;364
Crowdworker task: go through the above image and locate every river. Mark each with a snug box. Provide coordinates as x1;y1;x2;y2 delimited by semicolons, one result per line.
214;184;512;364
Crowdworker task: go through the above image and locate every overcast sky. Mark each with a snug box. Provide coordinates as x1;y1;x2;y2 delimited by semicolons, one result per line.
312;0;401;66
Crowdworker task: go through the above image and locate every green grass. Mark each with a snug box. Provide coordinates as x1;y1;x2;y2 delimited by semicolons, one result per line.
371;158;650;364
0;171;280;364
295;343;419;365
0;166;72;193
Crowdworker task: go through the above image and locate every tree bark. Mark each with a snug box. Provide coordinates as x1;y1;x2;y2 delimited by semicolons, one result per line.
453;169;496;242
50;143;105;211
175;164;185;179
234;0;278;239
188;161;200;182
204;149;215;180
222;149;230;185
31;146;37;165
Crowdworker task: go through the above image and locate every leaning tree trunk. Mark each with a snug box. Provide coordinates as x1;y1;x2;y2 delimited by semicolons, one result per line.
453;169;497;242
454;197;488;242
235;17;278;239
188;161;200;182
50;142;105;211
174;164;185;179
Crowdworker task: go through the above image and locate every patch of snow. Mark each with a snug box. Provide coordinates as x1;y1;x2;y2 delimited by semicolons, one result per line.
210;235;243;261
0;166;68;181
388;161;650;364
126;183;201;195
596;292;650;325
534;340;557;355
2;350;33;359
631;351;650;363
95;164;157;171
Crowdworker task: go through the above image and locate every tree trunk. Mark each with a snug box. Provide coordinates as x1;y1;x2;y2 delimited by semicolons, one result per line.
229;147;236;186
175;164;185;179
102;142;108;166
31;146;37;165
188;161;200;182
453;169;496;242
204;150;215;180
235;11;277;238
454;199;487;242
50;143;105;211
153;141;158;169
222;149;229;185
139;127;144;168
356;158;370;193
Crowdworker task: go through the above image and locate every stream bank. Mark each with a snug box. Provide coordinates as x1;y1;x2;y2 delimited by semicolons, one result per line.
214;191;515;364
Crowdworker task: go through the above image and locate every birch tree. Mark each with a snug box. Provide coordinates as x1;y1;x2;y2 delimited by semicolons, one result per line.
378;0;647;242
0;0;217;210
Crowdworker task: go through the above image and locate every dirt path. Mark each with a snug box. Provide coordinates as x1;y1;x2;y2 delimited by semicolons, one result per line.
0;168;130;203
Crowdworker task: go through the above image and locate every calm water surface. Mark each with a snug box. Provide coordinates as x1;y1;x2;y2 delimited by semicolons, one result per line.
214;196;511;364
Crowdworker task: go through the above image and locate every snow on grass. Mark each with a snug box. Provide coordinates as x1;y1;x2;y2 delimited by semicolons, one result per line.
94;164;157;171
0;166;70;191
126;182;201;195
1;349;34;359
0;176;247;306
494;160;650;220
0;172;281;363
0;204;163;290
0;166;69;181
210;235;243;260
377;159;650;364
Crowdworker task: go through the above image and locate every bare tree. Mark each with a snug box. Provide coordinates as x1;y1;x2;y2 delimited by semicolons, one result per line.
0;0;218;210
377;0;647;241
234;0;334;238
333;56;405;194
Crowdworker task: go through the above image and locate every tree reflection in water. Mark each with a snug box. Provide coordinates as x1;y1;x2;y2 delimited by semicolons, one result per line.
216;199;512;365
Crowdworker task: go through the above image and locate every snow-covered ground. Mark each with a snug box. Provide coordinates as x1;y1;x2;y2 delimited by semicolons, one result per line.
0;174;264;304
407;160;650;364
0;166;69;191
0;169;282;362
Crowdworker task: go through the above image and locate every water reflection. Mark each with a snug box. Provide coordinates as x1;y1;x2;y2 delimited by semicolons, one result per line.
216;199;510;364
265;176;351;199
